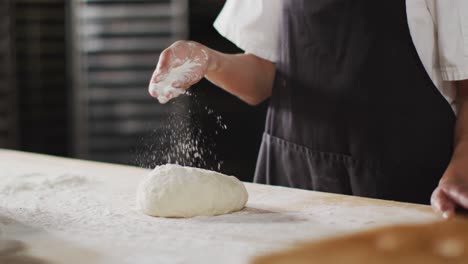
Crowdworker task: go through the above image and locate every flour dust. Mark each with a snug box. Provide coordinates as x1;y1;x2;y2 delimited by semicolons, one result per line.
135;93;227;171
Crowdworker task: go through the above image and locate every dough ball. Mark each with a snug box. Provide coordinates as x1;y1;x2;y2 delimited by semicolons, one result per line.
136;164;248;218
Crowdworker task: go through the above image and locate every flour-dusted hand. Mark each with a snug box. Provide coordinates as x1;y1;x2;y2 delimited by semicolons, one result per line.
148;40;275;105
148;41;214;104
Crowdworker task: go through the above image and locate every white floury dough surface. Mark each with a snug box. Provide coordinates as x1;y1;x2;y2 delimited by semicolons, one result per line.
137;164;248;218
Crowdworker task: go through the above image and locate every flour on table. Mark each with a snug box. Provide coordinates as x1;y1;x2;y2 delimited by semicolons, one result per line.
0;172;89;195
149;60;201;104
0;151;439;264
136;164;248;218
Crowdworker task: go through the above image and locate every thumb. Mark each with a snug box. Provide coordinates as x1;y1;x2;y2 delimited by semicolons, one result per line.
149;54;171;97
151;49;173;83
441;183;468;211
431;187;456;219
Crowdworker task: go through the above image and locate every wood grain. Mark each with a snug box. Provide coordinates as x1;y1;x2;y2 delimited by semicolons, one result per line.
253;217;468;264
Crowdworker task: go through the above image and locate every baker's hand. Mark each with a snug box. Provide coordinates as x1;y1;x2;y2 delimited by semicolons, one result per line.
148;41;214;104
431;162;468;218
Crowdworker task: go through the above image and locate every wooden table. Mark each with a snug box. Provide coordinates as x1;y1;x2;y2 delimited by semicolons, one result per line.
0;149;438;264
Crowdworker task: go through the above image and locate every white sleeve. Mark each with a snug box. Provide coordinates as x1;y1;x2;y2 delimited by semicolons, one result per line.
213;0;281;62
429;0;468;81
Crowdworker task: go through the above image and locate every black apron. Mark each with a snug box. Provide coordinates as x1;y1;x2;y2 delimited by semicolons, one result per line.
254;0;456;204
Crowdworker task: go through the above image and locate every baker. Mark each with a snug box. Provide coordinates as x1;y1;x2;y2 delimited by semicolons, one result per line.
148;0;468;217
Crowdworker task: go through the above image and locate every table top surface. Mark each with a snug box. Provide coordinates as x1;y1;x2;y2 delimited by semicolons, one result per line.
0;149;439;264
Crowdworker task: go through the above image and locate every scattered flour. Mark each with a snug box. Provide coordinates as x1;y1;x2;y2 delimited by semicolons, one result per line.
136;96;227;171
149;60;201;104
0;172;89;195
0;156;438;264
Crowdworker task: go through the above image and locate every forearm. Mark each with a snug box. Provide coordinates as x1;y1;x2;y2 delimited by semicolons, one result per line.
205;49;275;105
431;80;468;215
448;80;468;168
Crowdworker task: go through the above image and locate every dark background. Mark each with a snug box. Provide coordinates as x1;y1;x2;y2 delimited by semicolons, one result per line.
0;0;267;181
187;0;268;180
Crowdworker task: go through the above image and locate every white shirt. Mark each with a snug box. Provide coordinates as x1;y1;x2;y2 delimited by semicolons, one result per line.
214;0;468;113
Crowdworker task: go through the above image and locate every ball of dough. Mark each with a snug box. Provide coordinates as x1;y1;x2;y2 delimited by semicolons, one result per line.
136;164;248;218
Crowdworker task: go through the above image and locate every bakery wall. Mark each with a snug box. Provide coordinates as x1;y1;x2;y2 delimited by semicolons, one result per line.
0;0;266;182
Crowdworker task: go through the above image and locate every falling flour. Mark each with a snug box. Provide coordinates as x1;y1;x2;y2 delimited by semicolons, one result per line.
135;93;227;172
149;60;201;104
139;51;227;171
